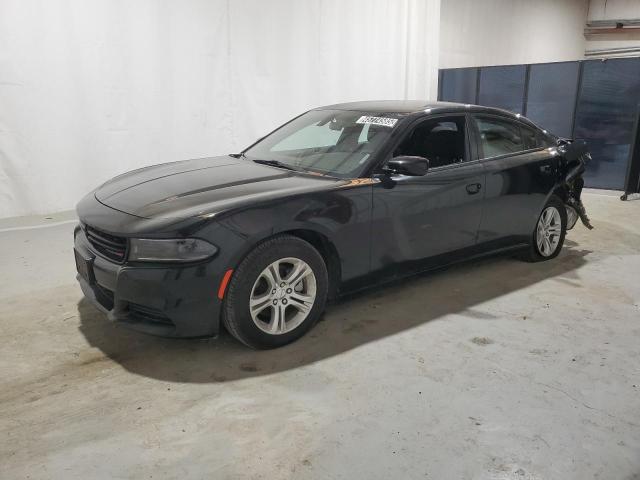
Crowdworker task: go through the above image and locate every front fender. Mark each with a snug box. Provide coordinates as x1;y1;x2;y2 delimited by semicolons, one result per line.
200;185;373;284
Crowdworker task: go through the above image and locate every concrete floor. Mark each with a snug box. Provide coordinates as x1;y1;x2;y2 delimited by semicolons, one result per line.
0;190;639;480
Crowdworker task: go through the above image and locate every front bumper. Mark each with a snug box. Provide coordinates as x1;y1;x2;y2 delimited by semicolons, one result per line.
74;226;223;338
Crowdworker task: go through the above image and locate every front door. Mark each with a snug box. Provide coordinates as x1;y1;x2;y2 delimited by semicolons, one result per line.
370;114;485;276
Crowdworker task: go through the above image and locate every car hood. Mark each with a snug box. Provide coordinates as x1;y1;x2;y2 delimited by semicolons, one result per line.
95;156;343;219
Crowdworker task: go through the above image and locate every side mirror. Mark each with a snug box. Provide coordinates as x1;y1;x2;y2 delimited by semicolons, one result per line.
385;156;430;176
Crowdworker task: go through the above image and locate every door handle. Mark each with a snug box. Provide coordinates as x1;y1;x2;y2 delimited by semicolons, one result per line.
466;183;482;195
540;164;552;174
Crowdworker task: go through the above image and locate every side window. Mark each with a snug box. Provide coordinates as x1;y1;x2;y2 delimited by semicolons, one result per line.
394;116;466;168
521;125;541;150
474;116;523;158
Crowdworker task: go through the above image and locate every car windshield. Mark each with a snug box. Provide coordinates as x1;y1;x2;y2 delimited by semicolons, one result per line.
243;109;400;178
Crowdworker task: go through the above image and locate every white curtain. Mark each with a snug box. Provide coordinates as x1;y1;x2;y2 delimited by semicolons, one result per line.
0;0;440;218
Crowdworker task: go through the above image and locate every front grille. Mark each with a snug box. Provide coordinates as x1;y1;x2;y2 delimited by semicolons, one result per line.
128;303;174;326
85;225;127;263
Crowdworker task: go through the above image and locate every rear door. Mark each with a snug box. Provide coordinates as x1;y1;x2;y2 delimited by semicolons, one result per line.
369;114;485;276
470;114;559;247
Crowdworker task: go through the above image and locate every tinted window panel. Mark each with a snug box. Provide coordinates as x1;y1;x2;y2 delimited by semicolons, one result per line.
440;68;478;104
395;117;466;167
475;117;523;158
526;62;580;138
478;65;526;114
574;58;640;189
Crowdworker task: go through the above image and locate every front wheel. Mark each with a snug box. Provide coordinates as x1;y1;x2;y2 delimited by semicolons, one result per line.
222;235;328;349
522;195;567;262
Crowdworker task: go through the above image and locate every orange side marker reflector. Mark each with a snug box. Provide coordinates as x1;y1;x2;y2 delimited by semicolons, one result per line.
217;269;234;300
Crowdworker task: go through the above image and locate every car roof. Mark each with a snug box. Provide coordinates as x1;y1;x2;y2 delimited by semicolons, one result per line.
314;100;456;113
313;100;543;130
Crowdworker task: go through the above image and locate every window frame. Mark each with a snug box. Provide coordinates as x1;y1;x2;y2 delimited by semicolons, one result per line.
469;113;550;161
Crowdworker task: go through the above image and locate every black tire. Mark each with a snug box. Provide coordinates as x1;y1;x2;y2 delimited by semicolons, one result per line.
522;194;567;262
222;235;328;349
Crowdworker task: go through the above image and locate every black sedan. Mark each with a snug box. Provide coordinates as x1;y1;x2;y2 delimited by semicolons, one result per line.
74;100;591;348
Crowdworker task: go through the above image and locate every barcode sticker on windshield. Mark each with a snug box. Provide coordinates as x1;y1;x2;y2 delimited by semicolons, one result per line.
356;116;398;128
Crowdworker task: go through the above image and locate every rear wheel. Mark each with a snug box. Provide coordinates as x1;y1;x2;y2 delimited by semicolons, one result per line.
523;195;567;262
223;235;328;349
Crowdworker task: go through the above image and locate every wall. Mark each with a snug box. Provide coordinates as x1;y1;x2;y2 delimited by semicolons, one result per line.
440;58;640;190
588;0;640;20
586;0;640;56
439;0;588;69
0;0;440;218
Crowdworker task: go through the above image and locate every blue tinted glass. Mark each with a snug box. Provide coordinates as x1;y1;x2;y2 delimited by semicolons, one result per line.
478;65;526;113
526;62;579;138
574;58;640;189
440;68;477;104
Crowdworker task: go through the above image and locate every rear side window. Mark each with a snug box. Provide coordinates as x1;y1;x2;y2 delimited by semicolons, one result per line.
474;116;523;158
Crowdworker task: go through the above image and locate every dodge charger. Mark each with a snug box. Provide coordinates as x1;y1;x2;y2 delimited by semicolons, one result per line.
74;101;591;348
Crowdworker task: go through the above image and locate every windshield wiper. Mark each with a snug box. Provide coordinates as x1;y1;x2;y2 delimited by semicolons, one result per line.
251;159;300;172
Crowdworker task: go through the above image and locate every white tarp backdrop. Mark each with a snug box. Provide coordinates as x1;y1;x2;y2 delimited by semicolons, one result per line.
0;0;440;218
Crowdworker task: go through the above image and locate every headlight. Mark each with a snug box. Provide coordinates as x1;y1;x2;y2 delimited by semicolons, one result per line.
129;238;218;262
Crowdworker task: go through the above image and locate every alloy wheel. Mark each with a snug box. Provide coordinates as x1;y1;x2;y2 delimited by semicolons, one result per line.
249;257;317;334
536;206;562;257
